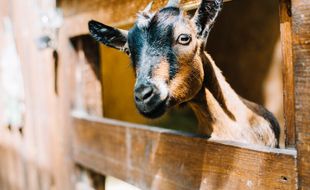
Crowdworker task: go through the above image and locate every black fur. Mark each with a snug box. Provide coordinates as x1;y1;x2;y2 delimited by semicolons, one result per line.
87;3;225;119
194;0;223;39
88;20;127;51
128;7;181;80
128;26;145;69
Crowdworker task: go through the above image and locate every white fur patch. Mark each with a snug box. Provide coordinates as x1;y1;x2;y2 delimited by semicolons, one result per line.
154;80;169;101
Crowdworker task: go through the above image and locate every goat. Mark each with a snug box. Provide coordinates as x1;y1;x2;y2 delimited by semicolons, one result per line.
88;0;280;147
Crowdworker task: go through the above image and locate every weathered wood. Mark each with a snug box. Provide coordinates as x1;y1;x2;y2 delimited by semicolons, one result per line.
0;130;27;190
57;21;105;190
6;0;57;189
59;0;231;17
72;113;297;190
60;0;231;37
71;35;103;116
291;0;310;189
54;24;81;190
279;0;296;147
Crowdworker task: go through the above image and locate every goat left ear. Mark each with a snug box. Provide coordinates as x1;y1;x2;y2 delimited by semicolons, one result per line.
88;20;129;53
192;0;223;40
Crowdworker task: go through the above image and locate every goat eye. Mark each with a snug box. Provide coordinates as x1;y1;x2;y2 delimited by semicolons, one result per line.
177;34;191;45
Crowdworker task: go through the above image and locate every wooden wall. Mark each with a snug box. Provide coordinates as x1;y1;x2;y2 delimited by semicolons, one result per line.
291;0;310;188
0;0;63;189
0;0;309;189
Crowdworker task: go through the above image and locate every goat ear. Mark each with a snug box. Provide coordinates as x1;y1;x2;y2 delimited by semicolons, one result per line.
88;20;129;53
192;0;223;40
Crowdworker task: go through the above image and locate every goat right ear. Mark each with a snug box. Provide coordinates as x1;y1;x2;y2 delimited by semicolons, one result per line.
192;0;223;40
88;20;129;53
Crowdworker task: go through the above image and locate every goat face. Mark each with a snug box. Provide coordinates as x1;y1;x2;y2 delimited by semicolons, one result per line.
89;0;223;118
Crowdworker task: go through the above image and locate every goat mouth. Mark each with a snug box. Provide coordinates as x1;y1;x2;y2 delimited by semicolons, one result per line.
138;101;167;119
136;97;168;119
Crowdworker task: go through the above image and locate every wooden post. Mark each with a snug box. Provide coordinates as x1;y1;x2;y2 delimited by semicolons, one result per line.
279;0;296;147
290;0;310;189
52;25;79;190
9;0;58;189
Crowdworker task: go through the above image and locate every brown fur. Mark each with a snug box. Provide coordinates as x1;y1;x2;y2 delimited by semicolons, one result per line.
167;21;203;106
186;52;279;147
153;60;169;82
88;2;279;147
168;54;204;106
158;17;279;147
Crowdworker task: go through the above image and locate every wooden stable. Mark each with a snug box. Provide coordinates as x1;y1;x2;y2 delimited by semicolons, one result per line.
0;0;309;189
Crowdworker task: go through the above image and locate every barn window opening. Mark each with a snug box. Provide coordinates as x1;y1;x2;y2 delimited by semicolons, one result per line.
70;0;285;148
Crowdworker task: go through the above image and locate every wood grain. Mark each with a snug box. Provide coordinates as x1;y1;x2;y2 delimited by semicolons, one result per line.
71;36;103;116
0;130;27;190
72;113;297;190
279;0;296;147
7;0;57;189
56;25;83;190
60;0;231;37
291;0;310;189
59;0;231;17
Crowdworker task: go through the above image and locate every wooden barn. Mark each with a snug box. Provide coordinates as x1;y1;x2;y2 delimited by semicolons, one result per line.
0;0;309;189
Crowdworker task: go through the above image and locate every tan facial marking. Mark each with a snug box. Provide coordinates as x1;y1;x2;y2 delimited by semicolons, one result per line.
152;60;169;82
152;60;170;101
169;55;204;104
168;18;203;104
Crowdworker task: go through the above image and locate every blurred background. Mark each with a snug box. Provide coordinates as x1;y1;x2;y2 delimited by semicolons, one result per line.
0;0;284;189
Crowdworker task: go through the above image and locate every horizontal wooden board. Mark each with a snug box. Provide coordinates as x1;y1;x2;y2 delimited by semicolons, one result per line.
60;0;231;37
59;0;232;17
72;112;297;190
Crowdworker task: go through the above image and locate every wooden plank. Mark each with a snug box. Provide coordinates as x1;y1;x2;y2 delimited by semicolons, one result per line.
54;24;80;190
290;0;310;189
279;0;296;147
0;143;53;190
0;124;29;190
8;0;57;189
72;113;297;190
60;0;231;37
59;0;232;17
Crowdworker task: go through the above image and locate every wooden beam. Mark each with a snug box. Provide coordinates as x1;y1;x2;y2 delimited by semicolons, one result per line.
10;0;58;189
290;0;310;189
279;0;296;147
60;0;232;37
72;113;297;190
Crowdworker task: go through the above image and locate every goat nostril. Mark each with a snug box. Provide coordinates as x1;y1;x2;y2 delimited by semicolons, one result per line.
142;87;153;100
135;86;154;102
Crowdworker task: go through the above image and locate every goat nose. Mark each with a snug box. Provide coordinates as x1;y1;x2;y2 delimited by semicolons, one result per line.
135;85;154;102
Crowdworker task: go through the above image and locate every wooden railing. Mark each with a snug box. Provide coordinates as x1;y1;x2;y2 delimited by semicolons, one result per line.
72;112;297;190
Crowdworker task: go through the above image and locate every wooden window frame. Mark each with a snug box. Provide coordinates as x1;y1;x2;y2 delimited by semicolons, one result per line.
55;0;310;189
